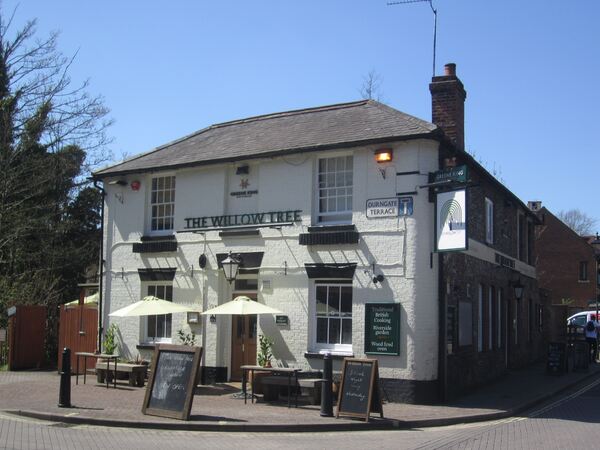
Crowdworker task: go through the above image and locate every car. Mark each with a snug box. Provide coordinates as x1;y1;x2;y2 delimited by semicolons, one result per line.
567;310;599;328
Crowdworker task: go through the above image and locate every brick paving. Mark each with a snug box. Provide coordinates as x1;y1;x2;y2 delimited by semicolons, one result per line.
0;363;599;431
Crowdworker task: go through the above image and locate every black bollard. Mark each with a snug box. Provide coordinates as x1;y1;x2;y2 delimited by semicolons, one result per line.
320;352;333;417
58;347;72;408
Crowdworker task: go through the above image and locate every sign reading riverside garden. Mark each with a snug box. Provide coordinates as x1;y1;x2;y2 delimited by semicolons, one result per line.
364;303;400;355
435;189;467;252
183;209;302;231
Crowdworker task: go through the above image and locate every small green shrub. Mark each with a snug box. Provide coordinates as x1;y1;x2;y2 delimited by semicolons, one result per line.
103;323;119;355
178;329;196;346
257;334;274;367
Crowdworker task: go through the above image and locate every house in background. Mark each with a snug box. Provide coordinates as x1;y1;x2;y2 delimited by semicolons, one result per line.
531;202;598;310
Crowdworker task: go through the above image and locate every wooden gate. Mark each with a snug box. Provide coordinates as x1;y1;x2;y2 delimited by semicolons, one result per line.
58;304;98;373
7;305;47;370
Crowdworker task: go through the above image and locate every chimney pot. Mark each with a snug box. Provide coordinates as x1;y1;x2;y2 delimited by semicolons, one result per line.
444;63;456;76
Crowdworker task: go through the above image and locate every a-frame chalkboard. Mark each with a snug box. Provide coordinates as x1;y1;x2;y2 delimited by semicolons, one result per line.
142;344;203;420
336;358;384;422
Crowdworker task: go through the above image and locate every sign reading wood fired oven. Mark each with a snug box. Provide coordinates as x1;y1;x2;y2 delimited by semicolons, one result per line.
364;303;400;355
366;197;413;218
183;209;302;231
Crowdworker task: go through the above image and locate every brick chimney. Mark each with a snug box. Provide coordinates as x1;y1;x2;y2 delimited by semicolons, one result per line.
429;63;467;150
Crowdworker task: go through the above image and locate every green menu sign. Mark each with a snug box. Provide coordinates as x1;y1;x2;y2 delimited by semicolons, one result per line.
365;303;400;355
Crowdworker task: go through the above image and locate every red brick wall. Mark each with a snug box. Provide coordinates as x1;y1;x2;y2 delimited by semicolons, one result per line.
535;208;597;308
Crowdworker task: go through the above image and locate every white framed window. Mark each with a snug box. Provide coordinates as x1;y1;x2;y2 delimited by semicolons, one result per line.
312;281;353;353
144;284;173;343
478;284;483;352
485;197;494;244
316;155;353;224
150;175;176;232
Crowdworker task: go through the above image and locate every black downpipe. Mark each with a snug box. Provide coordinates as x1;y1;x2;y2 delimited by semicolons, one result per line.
93;180;105;353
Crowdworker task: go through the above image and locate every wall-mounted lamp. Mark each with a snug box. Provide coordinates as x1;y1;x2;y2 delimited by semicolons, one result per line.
236;164;249;175
221;252;241;284
374;148;393;163
513;279;524;301
372;274;385;284
210;315;217;324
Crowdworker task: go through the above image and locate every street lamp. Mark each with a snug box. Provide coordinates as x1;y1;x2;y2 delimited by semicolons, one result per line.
221;252;241;284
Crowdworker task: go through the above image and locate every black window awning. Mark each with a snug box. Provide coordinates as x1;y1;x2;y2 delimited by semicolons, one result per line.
304;263;357;279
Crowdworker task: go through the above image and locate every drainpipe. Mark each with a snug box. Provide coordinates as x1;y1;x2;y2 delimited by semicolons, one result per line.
93;179;105;353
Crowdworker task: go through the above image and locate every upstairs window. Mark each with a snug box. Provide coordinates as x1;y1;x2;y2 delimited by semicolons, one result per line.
485;198;494;244
151;176;176;231
317;155;353;224
518;213;526;261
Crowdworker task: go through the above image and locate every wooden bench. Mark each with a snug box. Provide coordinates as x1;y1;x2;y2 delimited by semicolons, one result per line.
96;362;147;387
259;375;323;405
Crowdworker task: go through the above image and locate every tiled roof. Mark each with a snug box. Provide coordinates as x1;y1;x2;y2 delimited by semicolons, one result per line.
94;100;438;177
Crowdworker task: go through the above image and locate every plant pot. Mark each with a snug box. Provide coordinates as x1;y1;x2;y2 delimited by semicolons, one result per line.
251;372;268;395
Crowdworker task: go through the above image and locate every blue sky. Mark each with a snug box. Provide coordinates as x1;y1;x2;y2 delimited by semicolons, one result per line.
4;0;600;226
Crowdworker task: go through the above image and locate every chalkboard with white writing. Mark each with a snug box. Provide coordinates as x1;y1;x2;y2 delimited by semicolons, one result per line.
336;358;383;422
142;344;203;420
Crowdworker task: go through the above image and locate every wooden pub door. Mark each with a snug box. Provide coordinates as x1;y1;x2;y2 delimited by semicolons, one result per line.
230;293;257;381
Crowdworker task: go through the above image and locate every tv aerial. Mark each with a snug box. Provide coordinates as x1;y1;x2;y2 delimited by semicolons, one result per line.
387;0;439;77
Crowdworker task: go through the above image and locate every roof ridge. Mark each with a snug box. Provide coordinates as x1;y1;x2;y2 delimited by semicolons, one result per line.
209;100;371;130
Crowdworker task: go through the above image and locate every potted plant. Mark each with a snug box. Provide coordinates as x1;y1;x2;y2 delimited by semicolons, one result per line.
103;323;119;355
253;335;274;395
257;334;274;368
177;329;197;346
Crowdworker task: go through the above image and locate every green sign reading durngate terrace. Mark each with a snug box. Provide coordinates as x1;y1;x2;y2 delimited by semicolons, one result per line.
365;303;400;355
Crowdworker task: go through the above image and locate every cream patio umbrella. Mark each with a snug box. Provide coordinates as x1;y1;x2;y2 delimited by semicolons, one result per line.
201;295;282;317
109;295;198;317
201;295;282;378
64;292;99;307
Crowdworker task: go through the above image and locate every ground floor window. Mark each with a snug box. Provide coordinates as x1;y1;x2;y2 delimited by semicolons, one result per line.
144;284;173;343
314;281;352;352
458;300;473;347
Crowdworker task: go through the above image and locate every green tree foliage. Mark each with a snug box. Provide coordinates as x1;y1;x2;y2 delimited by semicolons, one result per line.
0;9;111;361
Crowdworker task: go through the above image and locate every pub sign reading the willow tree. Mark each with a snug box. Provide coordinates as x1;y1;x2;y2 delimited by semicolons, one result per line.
364;303;400;355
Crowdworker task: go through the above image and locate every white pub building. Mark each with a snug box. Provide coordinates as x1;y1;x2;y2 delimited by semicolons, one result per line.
94;64;541;403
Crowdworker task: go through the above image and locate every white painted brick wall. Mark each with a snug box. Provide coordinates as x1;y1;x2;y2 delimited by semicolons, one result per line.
101;139;439;381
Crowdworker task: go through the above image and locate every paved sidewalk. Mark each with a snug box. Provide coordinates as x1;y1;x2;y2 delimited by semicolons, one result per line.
1;363;599;432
